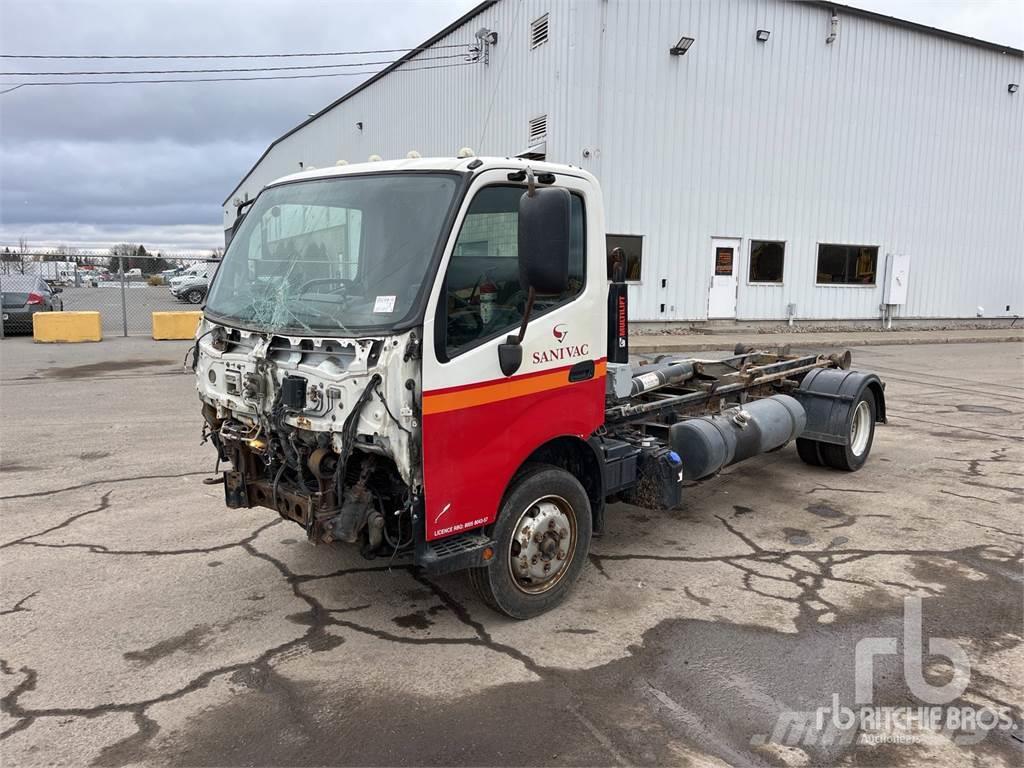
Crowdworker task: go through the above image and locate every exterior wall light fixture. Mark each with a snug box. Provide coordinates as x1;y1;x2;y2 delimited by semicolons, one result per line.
1010;83;1020;94
670;36;695;55
756;29;771;42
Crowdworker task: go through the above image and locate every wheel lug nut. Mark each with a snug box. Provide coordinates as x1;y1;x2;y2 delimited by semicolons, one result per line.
543;563;551;573
548;520;556;530
531;555;538;565
557;550;565;560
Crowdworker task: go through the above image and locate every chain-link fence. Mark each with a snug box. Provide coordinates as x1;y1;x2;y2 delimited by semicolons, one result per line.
2;253;219;338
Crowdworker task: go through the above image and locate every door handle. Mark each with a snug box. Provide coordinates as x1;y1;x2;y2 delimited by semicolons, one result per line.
568;360;595;382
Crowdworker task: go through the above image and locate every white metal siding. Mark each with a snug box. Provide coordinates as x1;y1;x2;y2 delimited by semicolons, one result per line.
226;0;1023;322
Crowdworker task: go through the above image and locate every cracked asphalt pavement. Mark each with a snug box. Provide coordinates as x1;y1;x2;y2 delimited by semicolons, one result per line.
1;337;1021;767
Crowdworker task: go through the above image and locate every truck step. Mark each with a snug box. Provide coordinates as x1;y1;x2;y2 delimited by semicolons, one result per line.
416;532;495;575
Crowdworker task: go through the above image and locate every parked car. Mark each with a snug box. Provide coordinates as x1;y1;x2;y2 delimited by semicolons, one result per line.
83;271;111;286
169;264;212;304
1;274;64;334
170;275;209;304
156;266;185;285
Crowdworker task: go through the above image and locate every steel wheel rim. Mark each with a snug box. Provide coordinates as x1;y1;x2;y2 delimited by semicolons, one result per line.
850;400;872;456
508;494;577;595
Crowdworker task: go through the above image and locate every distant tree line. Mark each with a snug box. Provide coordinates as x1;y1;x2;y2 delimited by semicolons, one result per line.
106;244;172;274
3;238;223;277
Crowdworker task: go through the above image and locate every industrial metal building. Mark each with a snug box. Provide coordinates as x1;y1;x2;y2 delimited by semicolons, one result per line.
223;0;1023;325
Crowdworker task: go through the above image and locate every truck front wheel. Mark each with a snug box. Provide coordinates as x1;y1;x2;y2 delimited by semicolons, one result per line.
469;464;592;619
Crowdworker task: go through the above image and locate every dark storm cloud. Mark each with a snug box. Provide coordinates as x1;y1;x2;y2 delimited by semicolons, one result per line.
0;0;1019;250
1;138;263;224
0;0;478;248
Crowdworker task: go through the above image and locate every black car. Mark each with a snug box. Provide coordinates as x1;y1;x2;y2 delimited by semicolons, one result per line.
1;274;64;334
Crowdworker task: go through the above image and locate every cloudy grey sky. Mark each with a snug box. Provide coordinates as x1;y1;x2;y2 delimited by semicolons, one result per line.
0;0;1021;252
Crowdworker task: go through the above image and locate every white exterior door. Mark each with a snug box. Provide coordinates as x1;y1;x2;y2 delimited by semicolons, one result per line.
708;237;740;319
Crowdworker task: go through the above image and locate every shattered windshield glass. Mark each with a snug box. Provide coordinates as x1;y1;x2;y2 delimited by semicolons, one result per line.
205;173;459;334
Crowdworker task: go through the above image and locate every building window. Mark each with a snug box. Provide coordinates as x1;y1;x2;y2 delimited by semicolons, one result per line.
442;185;585;358
530;13;549;49
606;234;643;281
749;240;785;283
816;244;878;285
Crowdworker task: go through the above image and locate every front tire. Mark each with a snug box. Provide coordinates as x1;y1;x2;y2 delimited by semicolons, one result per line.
185;289;204;304
469;464;592;619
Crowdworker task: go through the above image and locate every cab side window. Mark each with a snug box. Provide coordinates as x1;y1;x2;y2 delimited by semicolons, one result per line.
443;185;584;358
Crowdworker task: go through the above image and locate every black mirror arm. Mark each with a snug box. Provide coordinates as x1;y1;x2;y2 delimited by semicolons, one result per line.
514;287;536;343
499;287;535;378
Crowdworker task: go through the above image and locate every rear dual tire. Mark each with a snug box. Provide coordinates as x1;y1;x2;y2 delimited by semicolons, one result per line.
797;389;877;471
469;464;592;619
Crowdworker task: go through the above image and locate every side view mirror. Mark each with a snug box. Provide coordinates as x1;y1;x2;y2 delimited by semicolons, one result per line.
518;187;571;294
498;335;523;377
52;287;63;294
496;187;572;378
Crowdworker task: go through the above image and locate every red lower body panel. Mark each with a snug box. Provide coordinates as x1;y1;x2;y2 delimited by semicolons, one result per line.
421;364;605;540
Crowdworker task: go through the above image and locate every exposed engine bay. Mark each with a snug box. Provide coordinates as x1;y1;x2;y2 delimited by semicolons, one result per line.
194;320;421;558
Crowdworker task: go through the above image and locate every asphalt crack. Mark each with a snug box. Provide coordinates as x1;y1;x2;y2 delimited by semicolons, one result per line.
0;492;112;550
0;470;211;502
0;591;39;617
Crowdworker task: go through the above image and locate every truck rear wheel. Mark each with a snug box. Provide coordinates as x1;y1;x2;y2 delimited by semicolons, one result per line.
821;389;876;471
469;464;592;619
796;438;824;466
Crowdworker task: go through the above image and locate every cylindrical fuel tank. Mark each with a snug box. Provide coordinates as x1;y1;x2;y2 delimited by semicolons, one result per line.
669;395;806;480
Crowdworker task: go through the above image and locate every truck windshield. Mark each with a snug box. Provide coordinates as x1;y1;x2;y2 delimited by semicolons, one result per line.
206;172;459;334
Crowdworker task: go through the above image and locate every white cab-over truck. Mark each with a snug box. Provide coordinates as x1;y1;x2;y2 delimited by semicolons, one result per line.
194;156;886;618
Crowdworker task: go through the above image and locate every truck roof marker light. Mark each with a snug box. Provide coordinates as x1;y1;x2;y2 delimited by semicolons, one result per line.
335;159;349;166
407;150;422;158
457;146;475;158
368;154;383;162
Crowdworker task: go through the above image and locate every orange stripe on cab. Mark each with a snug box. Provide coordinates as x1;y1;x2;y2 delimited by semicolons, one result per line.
423;360;606;416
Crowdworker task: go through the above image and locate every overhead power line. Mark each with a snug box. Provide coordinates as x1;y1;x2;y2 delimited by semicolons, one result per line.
0;44;469;60
1;52;471;76
0;59;481;95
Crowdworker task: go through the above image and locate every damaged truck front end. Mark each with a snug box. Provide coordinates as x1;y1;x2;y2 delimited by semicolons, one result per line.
196;324;422;557
195;168;464;562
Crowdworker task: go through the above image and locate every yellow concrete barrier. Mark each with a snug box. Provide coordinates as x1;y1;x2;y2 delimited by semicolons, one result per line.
152;311;203;340
32;311;102;343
